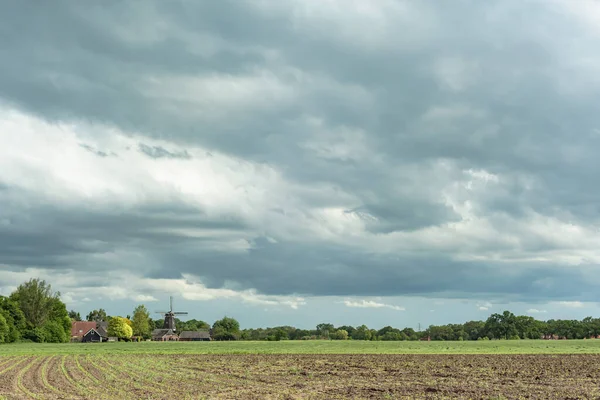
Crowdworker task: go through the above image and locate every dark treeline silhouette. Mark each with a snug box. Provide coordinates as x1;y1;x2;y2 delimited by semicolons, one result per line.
4;279;600;342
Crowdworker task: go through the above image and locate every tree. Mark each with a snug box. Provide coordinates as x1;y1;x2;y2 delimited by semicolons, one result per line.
69;310;81;321
0;314;8;343
463;321;486;341
108;317;133;340
351;325;372;340
316;323;335;338
9;278;70;342
330;329;349;340
380;331;402;341
485;311;518;340
46;297;71;342
131;305;151;338
42;320;69;343
212;317;240;341
178;319;210;332
9;278;57;328
337;325;356;336
401;328;418;340
0;296;26;343
86;309;108;322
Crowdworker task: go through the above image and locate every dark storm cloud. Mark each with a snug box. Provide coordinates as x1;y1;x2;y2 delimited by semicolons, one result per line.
0;188;249;269
1;0;600;302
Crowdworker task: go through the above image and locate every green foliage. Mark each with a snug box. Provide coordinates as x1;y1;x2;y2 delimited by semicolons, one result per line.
316;323;335;338
42;320;69;343
175;318;210;332
351;325;372;340
86;308;108;322
6;278;70;343
9;278;57;328
68;310;81;321
131;305;151;338
0;313;8;343
485;311;519;340
212;316;240;341
330;329;349;340
108;316;133;340
0;296;26;343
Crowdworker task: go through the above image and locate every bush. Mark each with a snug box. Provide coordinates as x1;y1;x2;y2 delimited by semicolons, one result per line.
0;314;8;343
42;320;69;343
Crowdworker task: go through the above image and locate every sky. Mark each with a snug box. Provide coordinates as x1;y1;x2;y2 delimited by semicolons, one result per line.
2;0;600;330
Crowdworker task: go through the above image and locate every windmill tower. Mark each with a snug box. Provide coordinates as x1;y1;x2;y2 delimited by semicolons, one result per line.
155;296;188;331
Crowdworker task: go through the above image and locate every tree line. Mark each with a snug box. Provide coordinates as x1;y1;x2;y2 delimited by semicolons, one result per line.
3;278;600;343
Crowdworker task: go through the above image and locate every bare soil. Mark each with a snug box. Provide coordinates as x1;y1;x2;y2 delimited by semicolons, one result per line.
0;354;599;399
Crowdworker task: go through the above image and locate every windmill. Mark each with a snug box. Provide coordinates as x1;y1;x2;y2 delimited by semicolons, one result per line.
155;296;188;331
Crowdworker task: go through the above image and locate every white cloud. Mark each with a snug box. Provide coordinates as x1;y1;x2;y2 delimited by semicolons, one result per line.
527;309;547;314
477;301;492;311
0;267;306;310
342;299;405;311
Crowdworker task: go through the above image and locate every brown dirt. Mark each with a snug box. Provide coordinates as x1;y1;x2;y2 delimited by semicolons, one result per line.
1;354;600;399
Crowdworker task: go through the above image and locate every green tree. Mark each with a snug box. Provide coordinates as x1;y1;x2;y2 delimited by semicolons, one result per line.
485;311;518;340
330;329;349;340
0;314;8;343
401;327;418;340
0;296;26;343
86;309;108;322
47;297;71;341
108;316;133;340
42;320;69;343
212;317;240;341
351;325;372;340
9;278;56;328
316;323;335;339
337;325;356;336
68;310;81;321
131;305;151;338
463;321;486;340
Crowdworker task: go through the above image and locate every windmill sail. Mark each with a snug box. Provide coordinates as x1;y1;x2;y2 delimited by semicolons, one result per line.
155;296;188;331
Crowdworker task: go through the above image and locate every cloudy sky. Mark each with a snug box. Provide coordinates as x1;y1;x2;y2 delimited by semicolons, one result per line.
2;0;600;330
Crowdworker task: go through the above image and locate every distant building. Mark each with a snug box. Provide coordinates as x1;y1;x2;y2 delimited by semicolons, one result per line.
152;328;179;341
71;321;97;342
82;327;108;343
179;330;211;341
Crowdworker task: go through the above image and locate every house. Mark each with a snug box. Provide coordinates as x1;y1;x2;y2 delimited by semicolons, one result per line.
179;330;211;341
82;327;107;343
152;328;179;341
71;321;97;342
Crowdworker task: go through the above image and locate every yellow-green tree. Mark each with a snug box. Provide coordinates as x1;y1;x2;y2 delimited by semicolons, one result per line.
131;305;151;339
108;316;133;340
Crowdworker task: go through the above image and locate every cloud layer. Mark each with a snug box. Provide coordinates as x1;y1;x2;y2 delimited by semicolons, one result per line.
2;0;600;325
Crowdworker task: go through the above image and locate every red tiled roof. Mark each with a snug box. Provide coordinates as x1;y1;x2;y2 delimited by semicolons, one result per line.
71;321;97;337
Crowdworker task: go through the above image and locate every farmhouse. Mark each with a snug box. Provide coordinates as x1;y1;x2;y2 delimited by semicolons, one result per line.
71;321;97;342
82;327;107;343
179;330;211;341
152;328;179;341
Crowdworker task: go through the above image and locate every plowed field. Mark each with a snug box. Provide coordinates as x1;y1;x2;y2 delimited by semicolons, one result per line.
0;354;599;399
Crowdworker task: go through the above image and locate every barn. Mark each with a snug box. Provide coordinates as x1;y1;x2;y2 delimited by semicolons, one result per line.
179;330;211;341
82;326;108;343
71;321;97;342
152;328;179;341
